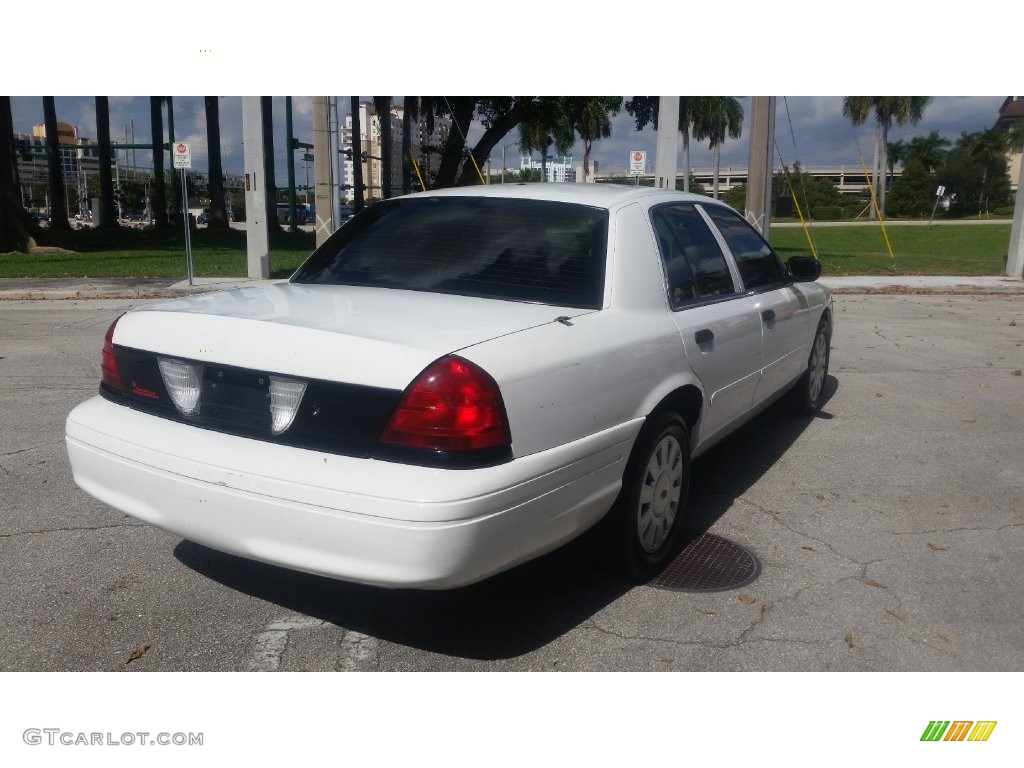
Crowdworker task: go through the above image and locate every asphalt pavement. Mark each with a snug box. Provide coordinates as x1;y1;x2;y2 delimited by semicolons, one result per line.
0;291;1022;671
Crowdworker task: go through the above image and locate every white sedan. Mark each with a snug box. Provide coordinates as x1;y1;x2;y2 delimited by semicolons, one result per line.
65;184;832;589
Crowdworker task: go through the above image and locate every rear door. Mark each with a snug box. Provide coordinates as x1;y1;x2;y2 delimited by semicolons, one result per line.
649;203;763;446
700;204;814;406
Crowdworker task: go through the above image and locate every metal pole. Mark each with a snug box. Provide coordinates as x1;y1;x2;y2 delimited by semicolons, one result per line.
182;169;193;285
502;144;506;183
285;96;297;232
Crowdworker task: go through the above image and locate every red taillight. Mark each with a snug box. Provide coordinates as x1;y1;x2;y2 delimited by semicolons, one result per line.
101;315;124;392
379;356;509;453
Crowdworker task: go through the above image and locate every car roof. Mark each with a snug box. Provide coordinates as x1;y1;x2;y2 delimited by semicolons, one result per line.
400;183;723;211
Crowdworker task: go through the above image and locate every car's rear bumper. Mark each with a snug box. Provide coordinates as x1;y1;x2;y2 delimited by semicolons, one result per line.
66;397;637;588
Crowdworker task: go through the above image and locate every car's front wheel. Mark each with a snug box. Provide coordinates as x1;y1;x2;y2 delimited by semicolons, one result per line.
788;316;831;414
610;412;691;581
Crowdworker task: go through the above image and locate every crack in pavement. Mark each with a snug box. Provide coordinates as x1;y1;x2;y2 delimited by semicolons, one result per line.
871;522;1024;536
0;522;148;539
0;441;60;458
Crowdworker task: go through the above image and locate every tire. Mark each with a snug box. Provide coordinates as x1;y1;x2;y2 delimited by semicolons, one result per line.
788;316;831;414
609;412;692;581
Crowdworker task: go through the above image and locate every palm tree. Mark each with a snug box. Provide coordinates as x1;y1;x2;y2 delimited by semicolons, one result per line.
95;97;117;228
0;96;44;251
692;97;744;198
564;97;621;181
518;97;573;183
842;96;931;216
885;139;905;194
905;130;950;173
625;96;735;192
204;96;228;229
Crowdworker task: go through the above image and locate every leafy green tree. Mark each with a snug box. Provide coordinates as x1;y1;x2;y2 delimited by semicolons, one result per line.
842;96;931;216
772;163;843;219
941;127;1012;215
888;157;936;217
723;183;746;211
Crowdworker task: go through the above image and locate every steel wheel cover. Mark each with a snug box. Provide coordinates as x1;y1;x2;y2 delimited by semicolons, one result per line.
636;434;684;553
809;330;828;403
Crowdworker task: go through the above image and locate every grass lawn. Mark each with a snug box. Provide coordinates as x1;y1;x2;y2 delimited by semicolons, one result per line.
0;227;316;280
769;223;1011;275
0;221;1012;279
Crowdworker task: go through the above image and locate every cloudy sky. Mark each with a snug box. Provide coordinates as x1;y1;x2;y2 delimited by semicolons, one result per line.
8;95;1009;183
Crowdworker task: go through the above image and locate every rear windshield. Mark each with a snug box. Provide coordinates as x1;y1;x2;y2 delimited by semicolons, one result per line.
291;196;608;309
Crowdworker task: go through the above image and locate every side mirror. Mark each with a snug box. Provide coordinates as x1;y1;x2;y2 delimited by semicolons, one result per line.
787;255;821;282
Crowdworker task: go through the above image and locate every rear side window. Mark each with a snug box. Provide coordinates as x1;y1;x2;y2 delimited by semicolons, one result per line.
701;205;787;290
650;203;736;308
291;197;608;309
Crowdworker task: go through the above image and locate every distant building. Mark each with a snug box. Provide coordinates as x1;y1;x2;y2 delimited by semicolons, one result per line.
520;154;577;183
995;96;1023;188
342;101;431;201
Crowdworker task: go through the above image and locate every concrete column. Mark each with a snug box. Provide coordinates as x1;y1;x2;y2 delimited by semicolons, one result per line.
242;97;270;279
654;97;679;190
1007;159;1024;279
745;96;776;238
312;97;333;248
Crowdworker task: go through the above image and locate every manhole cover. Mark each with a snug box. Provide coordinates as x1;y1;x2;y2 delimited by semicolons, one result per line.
649;533;760;592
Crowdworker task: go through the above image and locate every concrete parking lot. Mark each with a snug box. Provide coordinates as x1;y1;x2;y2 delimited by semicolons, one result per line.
0;293;1022;671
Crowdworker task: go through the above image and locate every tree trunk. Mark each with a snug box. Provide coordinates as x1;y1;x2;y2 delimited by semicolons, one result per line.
682;129;690;192
205;96;229;229
878;124;889;217
0;96;43;252
43;97;69;232
149;97;168;228
95;97;117;228
869;123;879;220
455;101;525;186
260;97;280;231
351;98;364;213
433;98;475;189
583;140;592;182
712;143;721;199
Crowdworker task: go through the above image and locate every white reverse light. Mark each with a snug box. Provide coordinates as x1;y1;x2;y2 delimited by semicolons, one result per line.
157;358;203;416
269;376;307;435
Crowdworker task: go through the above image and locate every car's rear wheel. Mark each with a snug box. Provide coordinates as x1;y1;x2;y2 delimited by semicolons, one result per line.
788;316;831;414
610;412;691;581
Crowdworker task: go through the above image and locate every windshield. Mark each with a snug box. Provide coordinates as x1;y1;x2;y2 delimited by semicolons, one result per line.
291;196;608;309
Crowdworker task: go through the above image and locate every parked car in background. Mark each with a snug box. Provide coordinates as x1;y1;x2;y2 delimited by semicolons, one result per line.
66;185;832;589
